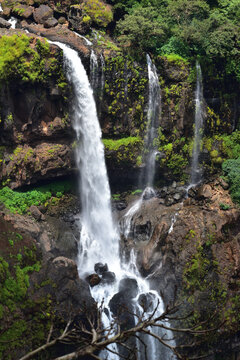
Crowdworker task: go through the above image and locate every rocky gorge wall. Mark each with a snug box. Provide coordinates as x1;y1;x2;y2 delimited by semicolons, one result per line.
0;1;239;359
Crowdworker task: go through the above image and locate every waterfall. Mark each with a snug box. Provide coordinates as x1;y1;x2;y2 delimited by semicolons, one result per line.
122;55;161;237
9;17;17;29
90;49;98;91
141;54;161;189
53;42;119;274
190;62;204;185
100;53;105;92
73;31;93;46
55;41;174;359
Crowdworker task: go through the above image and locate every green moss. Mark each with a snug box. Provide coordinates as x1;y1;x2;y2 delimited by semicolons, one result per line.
0;35;65;85
103;137;144;166
161;53;189;66
103;136;142;151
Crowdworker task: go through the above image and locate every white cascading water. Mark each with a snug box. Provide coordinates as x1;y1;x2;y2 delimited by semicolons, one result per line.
55;42;174;359
141;54;161;189
190;61;204;186
90;49;98;91
9;17;17;28
122;55;161;238
73;31;93;46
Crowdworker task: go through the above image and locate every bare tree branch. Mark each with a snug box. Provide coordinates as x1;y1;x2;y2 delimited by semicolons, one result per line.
19;301;223;360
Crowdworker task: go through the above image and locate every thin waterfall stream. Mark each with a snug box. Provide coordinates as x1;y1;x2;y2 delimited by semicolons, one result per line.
190;61;204;186
121;54;161;238
54;41;174;359
142;54;161;189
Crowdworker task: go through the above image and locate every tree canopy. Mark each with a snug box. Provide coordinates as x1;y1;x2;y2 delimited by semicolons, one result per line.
112;0;240;81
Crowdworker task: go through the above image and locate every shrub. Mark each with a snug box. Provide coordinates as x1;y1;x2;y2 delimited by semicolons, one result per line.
0;180;73;214
81;0;113;27
222;157;240;204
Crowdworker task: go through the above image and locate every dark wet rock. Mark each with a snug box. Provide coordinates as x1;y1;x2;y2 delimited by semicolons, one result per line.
94;262;108;275
165;195;175;206
142;187;156;200
187;186;197;198
101;271;116;284
138;292;155;312
133;221;151;242
44;17;58;28
58;16;67;25
86;273;101;287
33;5;53;25
173;193;182;201
68;5;90;35
113;200;127;211
119;277;138;299
29;256;95;320
158;186;168;198
0;17;11;28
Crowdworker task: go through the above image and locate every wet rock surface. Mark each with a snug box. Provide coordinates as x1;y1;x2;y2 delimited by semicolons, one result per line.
121;180;240;309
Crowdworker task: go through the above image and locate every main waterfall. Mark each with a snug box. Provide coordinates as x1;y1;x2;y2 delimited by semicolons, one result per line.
55;42;175;360
54;42;119;274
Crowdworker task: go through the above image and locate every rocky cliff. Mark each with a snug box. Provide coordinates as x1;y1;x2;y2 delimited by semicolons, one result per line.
0;1;239;359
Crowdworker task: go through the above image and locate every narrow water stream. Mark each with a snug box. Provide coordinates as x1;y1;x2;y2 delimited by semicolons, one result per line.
190;62;204;186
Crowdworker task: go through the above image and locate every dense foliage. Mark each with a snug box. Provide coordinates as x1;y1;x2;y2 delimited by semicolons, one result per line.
222;157;240;204
112;0;240;80
0;180;72;214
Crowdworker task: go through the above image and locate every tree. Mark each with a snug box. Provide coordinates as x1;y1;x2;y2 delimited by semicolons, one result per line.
116;6;166;53
19;301;223;360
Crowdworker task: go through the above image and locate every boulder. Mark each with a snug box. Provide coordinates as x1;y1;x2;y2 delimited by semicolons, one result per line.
94;262;108;275
119;277;138;299
44;17;58;28
33;5;53;25
29;205;44;221
101;271;116;284
13;5;34;19
142;187;156;200
29;256;95;320
138;292;155;312
86;273;101;287
0;17;11;28
197;184;212;199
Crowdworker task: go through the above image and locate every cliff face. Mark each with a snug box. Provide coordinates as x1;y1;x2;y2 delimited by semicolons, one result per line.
0;2;239;359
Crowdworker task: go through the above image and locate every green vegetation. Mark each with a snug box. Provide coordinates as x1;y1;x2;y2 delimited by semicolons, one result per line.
0;228;54;359
114;0;240;81
103;137;144;166
222;157;240;204
0;34;65;85
103;136;142;151
74;0;113;28
219;203;230;210
0;180;73;214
